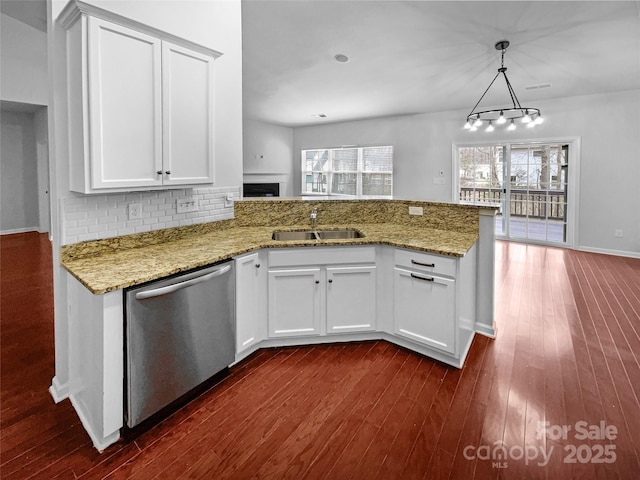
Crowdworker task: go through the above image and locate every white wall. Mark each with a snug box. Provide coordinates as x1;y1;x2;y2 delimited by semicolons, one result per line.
243;119;293;196
0;110;40;233
293;90;640;256
0;13;48;105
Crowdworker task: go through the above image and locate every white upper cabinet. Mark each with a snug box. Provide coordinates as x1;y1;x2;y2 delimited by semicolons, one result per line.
162;42;215;186
87;18;163;190
61;4;220;194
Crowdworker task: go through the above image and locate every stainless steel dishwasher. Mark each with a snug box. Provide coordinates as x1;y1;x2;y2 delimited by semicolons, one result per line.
124;260;235;428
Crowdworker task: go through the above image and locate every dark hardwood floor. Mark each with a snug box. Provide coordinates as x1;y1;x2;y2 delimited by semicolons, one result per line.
1;232;639;479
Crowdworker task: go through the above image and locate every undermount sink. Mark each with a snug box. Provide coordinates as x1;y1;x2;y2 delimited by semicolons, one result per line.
315;229;364;239
272;229;364;241
271;231;318;241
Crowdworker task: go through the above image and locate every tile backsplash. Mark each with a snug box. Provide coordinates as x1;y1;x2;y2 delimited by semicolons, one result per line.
62;186;239;245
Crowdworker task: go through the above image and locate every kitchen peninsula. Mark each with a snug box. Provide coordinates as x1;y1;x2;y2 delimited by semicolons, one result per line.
60;198;496;451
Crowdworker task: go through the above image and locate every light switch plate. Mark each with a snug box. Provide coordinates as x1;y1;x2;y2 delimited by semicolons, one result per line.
176;198;198;214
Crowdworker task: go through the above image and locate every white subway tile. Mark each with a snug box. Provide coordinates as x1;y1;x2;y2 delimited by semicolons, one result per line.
77;233;99;242
67;226;89;236
89;224;108;233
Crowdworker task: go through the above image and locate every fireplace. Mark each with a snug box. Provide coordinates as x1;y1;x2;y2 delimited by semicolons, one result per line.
243;182;280;197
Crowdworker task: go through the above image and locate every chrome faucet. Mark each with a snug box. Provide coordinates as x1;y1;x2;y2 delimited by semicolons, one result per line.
310;208;318;229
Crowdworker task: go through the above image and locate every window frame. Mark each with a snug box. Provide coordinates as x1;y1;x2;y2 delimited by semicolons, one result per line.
301;145;393;198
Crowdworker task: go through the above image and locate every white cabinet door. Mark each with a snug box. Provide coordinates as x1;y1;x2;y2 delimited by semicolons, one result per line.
268;268;321;337
326;265;377;333
88;17;163;189
162;42;215;186
235;252;266;354
393;267;456;353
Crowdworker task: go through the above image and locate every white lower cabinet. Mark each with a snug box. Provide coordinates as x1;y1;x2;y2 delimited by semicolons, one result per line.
393;267;456;354
268;268;321;337
267;247;377;338
235;252;267;354
326;265;377;334
236;245;475;366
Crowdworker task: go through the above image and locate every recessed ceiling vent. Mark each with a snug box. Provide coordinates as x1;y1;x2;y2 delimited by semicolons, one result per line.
525;83;552;90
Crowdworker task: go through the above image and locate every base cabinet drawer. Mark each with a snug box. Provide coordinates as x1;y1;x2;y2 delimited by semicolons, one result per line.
393;267;456;354
394;248;457;278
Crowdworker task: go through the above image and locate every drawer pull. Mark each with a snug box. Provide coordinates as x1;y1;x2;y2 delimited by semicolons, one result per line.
411;260;435;268
411;273;434;282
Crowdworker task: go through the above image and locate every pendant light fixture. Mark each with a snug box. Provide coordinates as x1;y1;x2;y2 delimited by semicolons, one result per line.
464;40;543;132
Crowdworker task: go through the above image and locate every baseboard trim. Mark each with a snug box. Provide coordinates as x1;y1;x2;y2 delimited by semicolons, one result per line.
49;376;69;403
69;394;120;452
1;227;39;235
474;322;497;338
577;246;640;259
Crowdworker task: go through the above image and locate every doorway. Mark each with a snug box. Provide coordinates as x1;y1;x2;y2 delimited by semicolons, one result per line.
0;102;50;235
456;140;577;247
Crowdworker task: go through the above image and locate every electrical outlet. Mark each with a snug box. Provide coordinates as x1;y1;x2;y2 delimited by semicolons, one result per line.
408;206;423;216
615;229;624;238
224;193;234;208
128;203;142;220
177;198;198;214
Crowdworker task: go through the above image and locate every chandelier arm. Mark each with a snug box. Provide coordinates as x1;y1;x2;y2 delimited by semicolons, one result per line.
466;71;502;117
502;72;524;111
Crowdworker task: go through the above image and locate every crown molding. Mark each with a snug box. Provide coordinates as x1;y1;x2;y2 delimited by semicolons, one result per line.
56;0;222;59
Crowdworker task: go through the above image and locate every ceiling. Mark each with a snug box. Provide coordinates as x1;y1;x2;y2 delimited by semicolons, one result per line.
0;0;47;32
2;1;638;127
242;0;640;127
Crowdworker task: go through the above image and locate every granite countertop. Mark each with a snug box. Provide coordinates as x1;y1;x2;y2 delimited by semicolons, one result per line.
61;222;478;294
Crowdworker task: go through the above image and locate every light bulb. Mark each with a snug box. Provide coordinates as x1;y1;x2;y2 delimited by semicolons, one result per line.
527;121;535;128
496;111;506;125
507;119;516;131
470;125;478;132
522;110;532;123
464;121;472;129
473;116;483;127
534;115;544;125
486;121;494;132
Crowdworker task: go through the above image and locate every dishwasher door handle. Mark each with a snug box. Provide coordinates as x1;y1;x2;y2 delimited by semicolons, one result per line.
135;264;232;300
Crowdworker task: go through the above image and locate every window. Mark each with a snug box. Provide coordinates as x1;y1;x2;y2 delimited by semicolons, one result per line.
301;146;393;197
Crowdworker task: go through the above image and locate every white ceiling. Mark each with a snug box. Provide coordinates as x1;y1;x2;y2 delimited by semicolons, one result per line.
2;1;638;127
0;0;47;32
242;0;640;127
